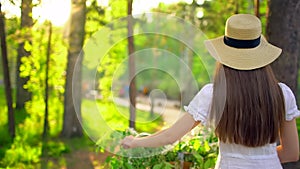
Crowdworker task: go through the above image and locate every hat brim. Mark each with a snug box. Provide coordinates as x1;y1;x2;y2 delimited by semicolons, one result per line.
204;35;282;70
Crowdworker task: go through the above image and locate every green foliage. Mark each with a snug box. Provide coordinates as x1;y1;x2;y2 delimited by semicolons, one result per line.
1;136;42;167
0;86;11;142
1;137;70;168
18;22;67;136
167;127;218;169
98;31;212;100
153;0;258;38
85;0;107;38
0;107;69;168
2;0;300;168
20;23;67;94
108;0;127;19
0;19;67;168
0;127;11;161
42;141;70;158
87;0;128;100
133;34;184;99
98;39;127;99
102;129;175;169
104;126;218;169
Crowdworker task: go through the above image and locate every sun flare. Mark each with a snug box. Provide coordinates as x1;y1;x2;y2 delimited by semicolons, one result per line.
1;0;197;26
33;0;71;26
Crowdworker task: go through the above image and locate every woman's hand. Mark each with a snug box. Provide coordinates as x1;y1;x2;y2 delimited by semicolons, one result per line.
121;135;136;149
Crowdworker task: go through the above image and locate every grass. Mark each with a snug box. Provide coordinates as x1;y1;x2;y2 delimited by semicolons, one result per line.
81;99;164;147
0;85;12;159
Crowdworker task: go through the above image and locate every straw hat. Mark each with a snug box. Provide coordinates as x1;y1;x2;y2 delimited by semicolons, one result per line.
204;14;282;70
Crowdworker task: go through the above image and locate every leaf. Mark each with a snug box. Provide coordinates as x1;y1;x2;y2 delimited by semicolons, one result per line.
204;158;215;169
24;41;32;51
124;162;134;169
153;163;164;169
193;151;204;163
164;161;175;169
204;141;211;152
192;138;201;150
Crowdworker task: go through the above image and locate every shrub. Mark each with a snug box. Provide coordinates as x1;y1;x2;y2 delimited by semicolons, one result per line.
102;126;218;169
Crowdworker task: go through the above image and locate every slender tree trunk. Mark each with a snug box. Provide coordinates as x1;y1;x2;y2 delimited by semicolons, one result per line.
0;3;15;138
266;0;300;96
16;0;33;109
181;1;197;106
127;0;136;129
61;0;86;138
43;21;52;139
254;0;260;18
235;0;239;14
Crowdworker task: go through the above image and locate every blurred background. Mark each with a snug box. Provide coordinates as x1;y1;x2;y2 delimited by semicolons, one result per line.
0;0;299;168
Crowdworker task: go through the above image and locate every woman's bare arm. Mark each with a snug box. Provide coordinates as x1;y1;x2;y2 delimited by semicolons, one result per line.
121;113;200;148
277;119;299;163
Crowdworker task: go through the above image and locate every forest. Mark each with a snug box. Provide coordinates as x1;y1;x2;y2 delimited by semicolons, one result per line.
0;0;300;168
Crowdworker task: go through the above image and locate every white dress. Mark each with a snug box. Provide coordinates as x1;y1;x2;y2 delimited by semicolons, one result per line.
184;83;300;169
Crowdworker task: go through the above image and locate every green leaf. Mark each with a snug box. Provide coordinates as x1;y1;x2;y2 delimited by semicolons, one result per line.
24;41;32;51
124;162;134;169
204;141;211;152
164;161;175;169
193;151;204;163
153;163;164;169
204;158;215;169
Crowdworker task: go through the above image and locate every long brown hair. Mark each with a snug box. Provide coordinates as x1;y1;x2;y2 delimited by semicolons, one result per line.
209;63;285;147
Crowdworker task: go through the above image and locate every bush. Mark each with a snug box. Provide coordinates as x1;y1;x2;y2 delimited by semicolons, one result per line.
0;136;71;168
102;126;218;169
1;135;42;167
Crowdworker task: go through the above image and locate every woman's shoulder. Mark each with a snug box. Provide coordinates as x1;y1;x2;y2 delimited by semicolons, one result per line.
278;82;292;91
278;82;300;120
278;82;295;98
200;83;213;92
192;83;213;99
191;83;213;100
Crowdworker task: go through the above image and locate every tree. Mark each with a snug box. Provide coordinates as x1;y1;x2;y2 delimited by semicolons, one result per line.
42;21;52;139
0;2;15;138
267;1;300;167
61;0;86;137
16;0;33;109
180;0;199;106
127;0;136;129
266;0;300;95
254;0;260;18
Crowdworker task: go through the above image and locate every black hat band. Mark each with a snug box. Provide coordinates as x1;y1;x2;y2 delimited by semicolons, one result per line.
224;36;261;48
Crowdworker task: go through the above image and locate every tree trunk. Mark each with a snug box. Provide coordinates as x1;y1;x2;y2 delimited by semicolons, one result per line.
127;0;136;129
235;0;239;14
16;0;33;109
43;21;52;139
266;0;300;96
266;1;300;167
0;2;15;138
181;1;198;106
61;0;86;138
254;0;260;18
